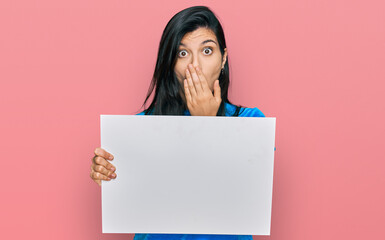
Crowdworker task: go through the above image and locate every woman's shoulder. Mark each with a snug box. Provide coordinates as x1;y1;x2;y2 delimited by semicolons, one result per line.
225;102;265;117
135;109;152;115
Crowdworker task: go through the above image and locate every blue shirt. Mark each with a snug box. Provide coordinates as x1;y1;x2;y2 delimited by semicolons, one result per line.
133;102;267;240
136;102;265;117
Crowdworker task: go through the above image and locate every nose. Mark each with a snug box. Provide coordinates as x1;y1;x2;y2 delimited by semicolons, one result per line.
190;54;200;69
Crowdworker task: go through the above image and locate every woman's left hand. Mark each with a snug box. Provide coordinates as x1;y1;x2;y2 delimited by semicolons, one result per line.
183;64;222;116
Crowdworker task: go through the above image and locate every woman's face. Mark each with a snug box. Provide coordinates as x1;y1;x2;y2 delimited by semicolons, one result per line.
174;27;227;100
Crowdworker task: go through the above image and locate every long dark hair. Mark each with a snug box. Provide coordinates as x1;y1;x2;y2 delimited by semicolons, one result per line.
138;5;245;116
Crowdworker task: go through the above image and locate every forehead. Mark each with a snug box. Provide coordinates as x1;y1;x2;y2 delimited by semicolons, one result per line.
181;27;217;44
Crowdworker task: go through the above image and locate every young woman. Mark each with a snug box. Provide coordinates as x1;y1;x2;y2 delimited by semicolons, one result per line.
90;5;265;240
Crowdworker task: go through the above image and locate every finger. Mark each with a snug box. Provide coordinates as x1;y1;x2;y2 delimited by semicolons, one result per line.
185;68;197;99
183;79;193;103
92;163;117;179
93;156;116;171
91;172;102;186
188;64;203;94
90;167;105;186
195;66;210;92
94;147;114;160
213;80;222;103
91;170;111;182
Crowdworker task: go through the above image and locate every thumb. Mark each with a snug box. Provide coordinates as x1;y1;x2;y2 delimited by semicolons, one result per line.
213;80;221;103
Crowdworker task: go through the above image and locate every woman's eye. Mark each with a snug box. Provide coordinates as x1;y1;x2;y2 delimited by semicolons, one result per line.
178;50;187;57
203;47;213;55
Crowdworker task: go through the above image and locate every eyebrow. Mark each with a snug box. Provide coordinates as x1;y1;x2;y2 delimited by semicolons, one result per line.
179;39;217;47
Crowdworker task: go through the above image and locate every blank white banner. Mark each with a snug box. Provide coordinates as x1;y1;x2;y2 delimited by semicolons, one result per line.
101;115;276;235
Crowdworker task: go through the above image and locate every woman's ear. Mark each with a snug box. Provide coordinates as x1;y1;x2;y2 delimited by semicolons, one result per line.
221;48;228;69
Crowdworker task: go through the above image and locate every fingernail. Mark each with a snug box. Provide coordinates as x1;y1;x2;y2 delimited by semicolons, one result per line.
111;173;116;177
110;167;115;171
109;156;113;160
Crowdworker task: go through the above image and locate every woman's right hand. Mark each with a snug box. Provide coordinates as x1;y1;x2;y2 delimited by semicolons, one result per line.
90;147;117;186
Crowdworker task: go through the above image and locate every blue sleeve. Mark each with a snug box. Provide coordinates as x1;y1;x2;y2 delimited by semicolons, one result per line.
134;234;252;240
136;111;145;115
238;107;265;117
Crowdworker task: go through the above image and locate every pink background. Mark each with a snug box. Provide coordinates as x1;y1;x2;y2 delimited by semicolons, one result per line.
1;0;384;239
